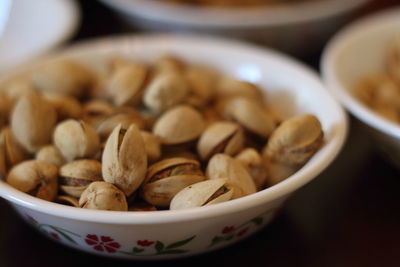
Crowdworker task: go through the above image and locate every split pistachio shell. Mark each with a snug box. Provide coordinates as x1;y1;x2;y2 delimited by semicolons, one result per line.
79;181;128;211
11;91;57;153
96;113;145;140
82;100;115;127
264;114;323;165
235;148;268;190
206;154;256;199
224;97;275;138
106;63;148;106
142;157;206;207
197;121;244;161
7;160;58;201
53;119;100;162
170;178;234;210
102;124;147;196
0;127;29;168
265;158;299;186
36;145;66;167
143;71;189;113
185;65;217;106
154;55;185;74
43;93;83;120
31;60;93;98
60;159;102;198
217;77;264;103
140;131;161;162
153;105;205;145
55;195;79;207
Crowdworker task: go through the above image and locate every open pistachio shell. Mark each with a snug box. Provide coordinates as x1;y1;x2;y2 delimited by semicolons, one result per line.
154;55;185;74
217;77;264;103
43;93;83;120
235;148;268;190
79;181;128;211
265;158;299;186
55;195;79;207
102;124;147;196
96;113;145;140
36;145;66;167
185;65;217;106
0;127;29;169
140;131;161;162
82;100;115;128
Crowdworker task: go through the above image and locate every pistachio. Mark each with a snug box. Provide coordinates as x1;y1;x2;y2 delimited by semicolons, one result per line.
82;100;114;128
102;124;147;196
43;93;83;120
206;154;256;199
59;159;102;198
265;158;299;186
235;148;268;190
31;60;93;98
263;114;323;165
55;195;79;207
11;91;57;153
197;121;244;161
96;113;145;140
79;181;128;211
0;127;29;168
170;178;234;210
53;119;100;162
36;145;66;167
140;131;161;162
1;78;35;101
387;35;400;83
106;63;148;106
161;150;199;161
143;71;189;113
7;160;58;201
185;65;217;107
217;77;264;104
142;157;206;207
0;145;6;179
154;55;185;74
0;92;12;128
153;105;205;145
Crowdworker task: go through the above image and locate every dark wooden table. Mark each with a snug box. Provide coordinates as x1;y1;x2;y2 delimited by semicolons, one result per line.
1;1;400;266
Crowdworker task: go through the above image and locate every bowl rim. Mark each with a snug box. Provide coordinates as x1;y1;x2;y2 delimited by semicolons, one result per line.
99;0;369;28
0;33;348;224
321;7;400;140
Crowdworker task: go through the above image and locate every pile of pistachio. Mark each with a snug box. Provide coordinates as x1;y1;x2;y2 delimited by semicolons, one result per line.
354;36;400;123
0;55;323;211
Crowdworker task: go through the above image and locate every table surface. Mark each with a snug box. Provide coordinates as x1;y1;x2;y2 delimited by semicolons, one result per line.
1;1;400;266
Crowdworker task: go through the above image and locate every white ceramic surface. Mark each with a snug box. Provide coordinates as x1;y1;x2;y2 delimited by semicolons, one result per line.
0;34;347;259
98;0;369;56
0;0;80;73
321;7;400;169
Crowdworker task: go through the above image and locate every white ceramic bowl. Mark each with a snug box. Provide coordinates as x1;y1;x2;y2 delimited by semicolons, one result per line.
321;7;400;169
98;0;369;56
0;34;347;259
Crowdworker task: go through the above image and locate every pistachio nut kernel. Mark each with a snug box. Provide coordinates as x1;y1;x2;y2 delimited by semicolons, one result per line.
36;145;66;167
7;160;58;201
43;93;83;120
153;105;205;145
143;71;189;113
106;63;148;106
140;131;161;162
217;77;264;104
31;59;94;98
96;113;145;140
235;148;268;190
197;121;244;161
263;114;323;165
170;178;234;210
0;127;29;168
55;195;79;207
206;154;256;199
53;119;100;162
82;100;114;128
79;181;128;211
142;157;206;207
11;91;57;153
102;124;147;196
59;159;102;198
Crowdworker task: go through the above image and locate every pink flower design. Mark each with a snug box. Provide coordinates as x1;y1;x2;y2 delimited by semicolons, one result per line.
237;227;249;237
222;226;235;234
137;240;154;247
85;234;121;253
49;232;60;240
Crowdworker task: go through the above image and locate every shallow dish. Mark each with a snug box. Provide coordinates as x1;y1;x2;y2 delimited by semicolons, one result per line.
0;34;347;259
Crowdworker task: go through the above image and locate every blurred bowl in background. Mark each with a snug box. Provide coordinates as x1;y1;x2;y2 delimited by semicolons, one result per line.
98;0;369;57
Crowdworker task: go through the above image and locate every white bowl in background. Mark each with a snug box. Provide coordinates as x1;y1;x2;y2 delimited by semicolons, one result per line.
98;0;369;56
0;34;347;259
321;7;400;169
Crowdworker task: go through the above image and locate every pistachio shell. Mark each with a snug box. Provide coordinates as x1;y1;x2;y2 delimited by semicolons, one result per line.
0;92;12;128
79;181;128;211
36;145;66;167
0;145;6;179
217;77;264;103
0;127;29;168
235;148;268;190
82;100;114;127
53;119;100;162
55;195;79;207
102;124;147;196
140;131;161;162
387;36;400;83
1;78;35;101
154;55;185;74
265;158;299;186
96;113;145;140
11;91;57;153
197;121;244;161
263;114;323;165
185;65;218;105
7;160;58;201
206;154;256;199
43;93;83;120
128;202;157;212
153;105;205;145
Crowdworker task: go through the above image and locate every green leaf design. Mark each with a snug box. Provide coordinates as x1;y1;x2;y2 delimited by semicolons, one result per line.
49;226;77;244
166;235;196;250
251;217;263;226
209;236;224;247
158;249;188;255
155;241;164;252
133;247;145;253
225;234;234;241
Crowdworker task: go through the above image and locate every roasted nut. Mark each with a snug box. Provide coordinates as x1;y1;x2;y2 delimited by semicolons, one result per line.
102;124;147;196
154;55;185;74
36;145;66;167
79;181;128;211
43;93;83;120
0;92;12;128
59;159;102;198
144;71;189;113
0;127;29;168
1;78;35;101
31;60;94;98
11;91;57;153
82;100;115;127
217;77;264;103
7;160;58;201
235;148;268;190
387;35;400;83
185;65;217;107
140;131;161;162
206;154;256;199
264;158;299;186
142;157;206;207
55;195;79;207
53;119;100;162
153;105;205;145
96;113;145;140
170;178;234;210
197;121;244;161
263;114;323;165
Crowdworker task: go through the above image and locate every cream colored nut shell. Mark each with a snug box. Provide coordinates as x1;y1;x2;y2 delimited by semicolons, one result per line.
79;181;128;211
0;127;29;168
140;131;161;162
43;93;83;120
36;145;66;167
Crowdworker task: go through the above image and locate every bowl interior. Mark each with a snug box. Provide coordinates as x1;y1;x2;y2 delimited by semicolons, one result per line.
0;34;347;224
